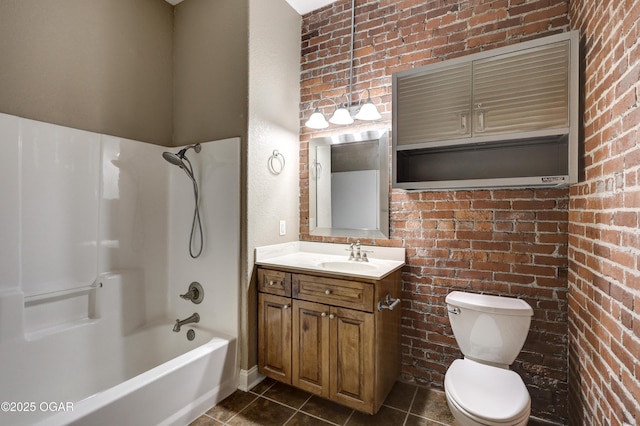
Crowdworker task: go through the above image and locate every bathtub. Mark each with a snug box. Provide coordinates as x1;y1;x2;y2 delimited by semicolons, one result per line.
44;324;237;426
0;273;238;426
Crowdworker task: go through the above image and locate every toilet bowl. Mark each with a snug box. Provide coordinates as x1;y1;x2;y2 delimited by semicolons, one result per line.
445;359;530;426
444;291;533;426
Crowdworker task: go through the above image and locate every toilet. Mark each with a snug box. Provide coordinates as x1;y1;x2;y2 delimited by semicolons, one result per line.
444;291;533;426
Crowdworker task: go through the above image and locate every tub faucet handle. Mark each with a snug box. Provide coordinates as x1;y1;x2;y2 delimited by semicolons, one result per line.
180;282;204;304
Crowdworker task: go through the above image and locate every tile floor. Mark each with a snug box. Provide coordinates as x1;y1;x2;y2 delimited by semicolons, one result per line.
189;378;458;426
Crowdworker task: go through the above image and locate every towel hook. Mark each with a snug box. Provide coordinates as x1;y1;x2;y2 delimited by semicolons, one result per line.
268;150;285;175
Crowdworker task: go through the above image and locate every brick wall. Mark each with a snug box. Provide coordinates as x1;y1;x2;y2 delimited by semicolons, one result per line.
568;1;640;425
299;1;572;423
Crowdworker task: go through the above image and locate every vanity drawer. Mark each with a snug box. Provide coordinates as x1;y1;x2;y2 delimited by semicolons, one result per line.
292;274;373;312
258;268;292;297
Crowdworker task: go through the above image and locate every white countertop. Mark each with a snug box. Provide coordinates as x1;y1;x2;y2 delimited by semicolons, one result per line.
255;241;405;280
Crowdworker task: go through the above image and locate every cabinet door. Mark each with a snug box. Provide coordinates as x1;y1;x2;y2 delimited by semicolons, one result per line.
472;40;569;135
330;306;374;412
292;300;330;397
258;293;292;383
395;62;472;146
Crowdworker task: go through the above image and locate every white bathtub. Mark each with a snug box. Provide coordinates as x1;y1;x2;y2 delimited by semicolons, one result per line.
0;273;238;426
44;324;237;426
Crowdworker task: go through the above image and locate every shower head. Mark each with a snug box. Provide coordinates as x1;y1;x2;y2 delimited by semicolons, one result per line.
162;144;201;173
162;151;186;168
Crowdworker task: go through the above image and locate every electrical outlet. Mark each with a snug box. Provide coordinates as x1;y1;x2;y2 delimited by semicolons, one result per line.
279;220;286;236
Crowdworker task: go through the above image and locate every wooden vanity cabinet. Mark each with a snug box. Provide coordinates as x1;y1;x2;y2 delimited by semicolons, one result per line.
257;266;401;414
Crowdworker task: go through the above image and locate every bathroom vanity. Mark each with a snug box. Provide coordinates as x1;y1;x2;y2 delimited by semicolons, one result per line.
255;242;405;414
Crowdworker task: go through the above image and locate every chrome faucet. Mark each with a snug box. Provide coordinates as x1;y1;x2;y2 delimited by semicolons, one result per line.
173;313;200;332
346;240;372;262
355;240;362;260
347;242;356;260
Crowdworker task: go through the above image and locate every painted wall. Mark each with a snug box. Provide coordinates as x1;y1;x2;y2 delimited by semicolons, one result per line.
0;0;173;146
173;0;249;146
568;2;640;424
245;0;301;374
299;1;571;423
0;0;302;383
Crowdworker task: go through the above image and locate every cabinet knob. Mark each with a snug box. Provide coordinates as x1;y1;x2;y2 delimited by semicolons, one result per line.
283;304;290;310
325;289;331;295
321;312;327;317
329;314;335;320
269;280;275;286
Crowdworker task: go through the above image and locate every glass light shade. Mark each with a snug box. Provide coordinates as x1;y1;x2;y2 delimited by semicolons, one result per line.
354;101;382;121
329;107;354;125
305;110;329;129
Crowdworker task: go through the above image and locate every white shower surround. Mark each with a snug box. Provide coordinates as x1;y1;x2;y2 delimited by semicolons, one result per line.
0;113;240;425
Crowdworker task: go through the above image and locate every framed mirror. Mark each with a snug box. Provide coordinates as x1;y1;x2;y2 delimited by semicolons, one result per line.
308;130;389;239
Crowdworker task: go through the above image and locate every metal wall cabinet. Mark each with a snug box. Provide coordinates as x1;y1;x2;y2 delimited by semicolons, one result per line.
393;31;579;190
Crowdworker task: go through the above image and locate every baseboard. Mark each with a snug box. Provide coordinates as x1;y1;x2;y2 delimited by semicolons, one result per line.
238;365;265;392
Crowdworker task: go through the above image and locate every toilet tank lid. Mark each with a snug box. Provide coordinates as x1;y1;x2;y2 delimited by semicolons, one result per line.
446;291;533;316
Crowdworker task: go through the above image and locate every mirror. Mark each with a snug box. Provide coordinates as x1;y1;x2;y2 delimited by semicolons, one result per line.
308;130;389;239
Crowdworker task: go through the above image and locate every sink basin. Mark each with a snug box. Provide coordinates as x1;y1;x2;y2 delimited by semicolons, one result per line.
256;242;406;279
317;261;377;273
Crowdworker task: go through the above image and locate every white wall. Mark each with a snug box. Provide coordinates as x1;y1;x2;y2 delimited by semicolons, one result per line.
245;0;301;371
167;139;240;339
0;113;240;341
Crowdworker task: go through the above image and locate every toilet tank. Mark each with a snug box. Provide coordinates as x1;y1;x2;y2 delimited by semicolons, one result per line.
446;291;533;367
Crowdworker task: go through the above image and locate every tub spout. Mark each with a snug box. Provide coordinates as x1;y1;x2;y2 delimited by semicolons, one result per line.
173;313;200;332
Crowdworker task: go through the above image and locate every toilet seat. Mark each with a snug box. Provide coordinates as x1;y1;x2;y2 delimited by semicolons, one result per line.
445;359;530;425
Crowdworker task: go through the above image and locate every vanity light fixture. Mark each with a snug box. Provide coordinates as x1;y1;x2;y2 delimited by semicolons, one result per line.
329;95;354;125
303;0;382;130
305;102;330;129
354;89;382;121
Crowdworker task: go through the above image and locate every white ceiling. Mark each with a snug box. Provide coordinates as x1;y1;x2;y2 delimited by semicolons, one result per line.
164;0;338;15
285;0;338;15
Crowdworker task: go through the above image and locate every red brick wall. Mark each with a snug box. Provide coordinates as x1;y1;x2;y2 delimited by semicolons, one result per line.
300;1;571;423
568;1;640;425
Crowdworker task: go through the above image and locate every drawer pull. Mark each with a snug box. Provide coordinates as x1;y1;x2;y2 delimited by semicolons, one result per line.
329;314;335;320
325;289;332;295
269;280;276;286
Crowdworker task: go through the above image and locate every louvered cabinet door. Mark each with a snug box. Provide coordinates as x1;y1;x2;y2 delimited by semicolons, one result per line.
395;62;472;146
472;40;570;136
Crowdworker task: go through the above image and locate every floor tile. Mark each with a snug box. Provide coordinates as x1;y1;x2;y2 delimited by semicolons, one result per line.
264;382;312;409
250;377;277;395
405;413;447;426
227;397;296;426
206;390;259;423
410;387;456;425
346;405;407;425
199;380;457;426
285;412;335;425
300;395;354;425
189;415;224;426
383;381;417;412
